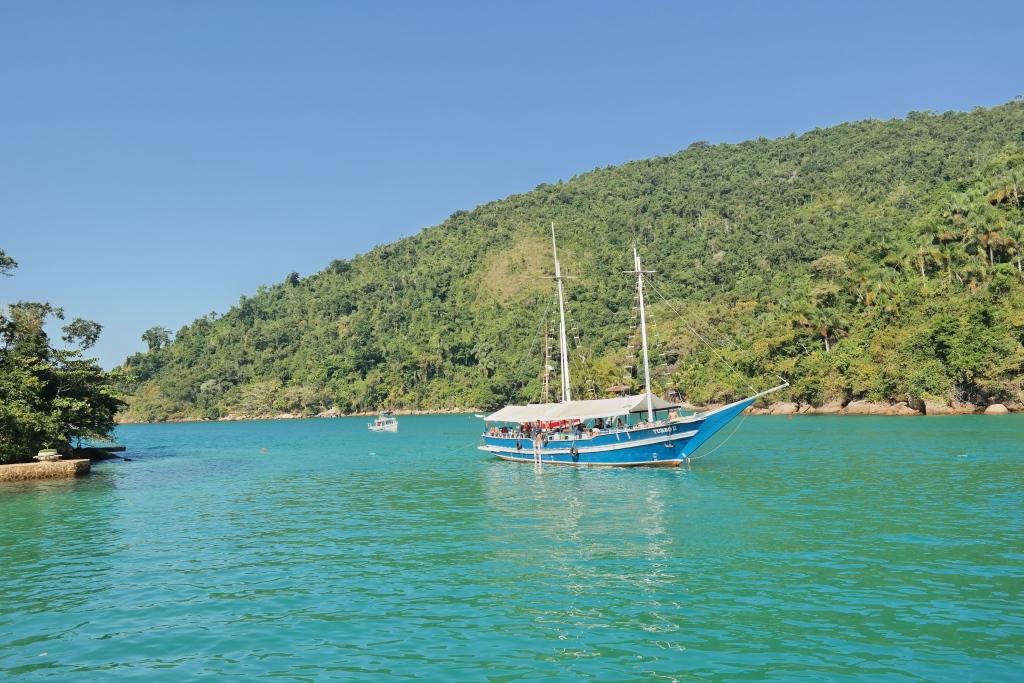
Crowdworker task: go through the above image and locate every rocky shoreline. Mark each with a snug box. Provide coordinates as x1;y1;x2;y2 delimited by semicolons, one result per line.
741;400;1017;416
116;407;476;425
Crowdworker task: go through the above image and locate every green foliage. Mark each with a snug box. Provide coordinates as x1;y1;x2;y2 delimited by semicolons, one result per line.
0;249;16;277
0;254;124;463
141;326;171;352
62;318;103;350
119;102;1024;420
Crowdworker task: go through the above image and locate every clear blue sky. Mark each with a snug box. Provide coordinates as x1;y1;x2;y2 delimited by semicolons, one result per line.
2;1;1022;368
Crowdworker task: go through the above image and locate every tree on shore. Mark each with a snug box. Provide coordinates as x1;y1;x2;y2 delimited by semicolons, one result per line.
0;249;16;276
141;326;171;352
0;250;123;464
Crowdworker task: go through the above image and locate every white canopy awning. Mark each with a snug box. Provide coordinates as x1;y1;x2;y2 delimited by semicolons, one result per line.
481;403;555;423
484;393;679;423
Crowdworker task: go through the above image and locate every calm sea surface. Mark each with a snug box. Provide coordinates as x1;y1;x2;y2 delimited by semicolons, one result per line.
1;415;1021;680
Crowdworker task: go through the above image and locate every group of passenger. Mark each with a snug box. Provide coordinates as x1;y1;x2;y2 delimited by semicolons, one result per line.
488;414;656;440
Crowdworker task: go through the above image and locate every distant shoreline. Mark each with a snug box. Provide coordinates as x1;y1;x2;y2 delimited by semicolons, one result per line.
116;407;476;425
115;399;1016;425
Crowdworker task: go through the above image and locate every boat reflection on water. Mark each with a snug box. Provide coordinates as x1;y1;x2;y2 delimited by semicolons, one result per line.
480;462;679;584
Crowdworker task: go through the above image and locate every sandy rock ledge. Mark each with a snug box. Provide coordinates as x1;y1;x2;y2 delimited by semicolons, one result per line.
0;459;91;483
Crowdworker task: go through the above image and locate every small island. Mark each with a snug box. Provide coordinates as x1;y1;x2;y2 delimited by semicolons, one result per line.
0;249;122;480
113;102;1023;424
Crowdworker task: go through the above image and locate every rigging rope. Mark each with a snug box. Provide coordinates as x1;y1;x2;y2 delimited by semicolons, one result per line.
649;276;787;390
645;278;759;395
563;300;600;399
686;410;753;461
437;438;485;458
505;295;552;401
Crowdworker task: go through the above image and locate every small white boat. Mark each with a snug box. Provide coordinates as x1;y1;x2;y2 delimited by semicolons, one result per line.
368;412;398;432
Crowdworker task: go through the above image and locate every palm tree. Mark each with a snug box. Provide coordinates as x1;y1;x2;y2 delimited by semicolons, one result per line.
936;232;960;282
978;230;997;266
914;233;944;278
943;192;972;224
1003;235;1021;272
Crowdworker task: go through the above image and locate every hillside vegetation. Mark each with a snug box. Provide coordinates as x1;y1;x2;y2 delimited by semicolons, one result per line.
118;102;1024;420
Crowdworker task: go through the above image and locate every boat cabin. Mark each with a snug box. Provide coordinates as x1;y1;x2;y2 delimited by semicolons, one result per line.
369;411;399;432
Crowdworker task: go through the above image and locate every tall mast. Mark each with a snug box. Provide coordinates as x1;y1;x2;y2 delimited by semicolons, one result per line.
631;244;654;421
542;322;551;403
551;223;572;402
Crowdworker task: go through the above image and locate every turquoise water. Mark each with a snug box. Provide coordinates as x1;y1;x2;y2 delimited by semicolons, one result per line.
1;415;1022;680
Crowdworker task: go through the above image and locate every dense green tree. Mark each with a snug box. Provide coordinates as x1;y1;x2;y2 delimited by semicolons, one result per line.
0;249;16;276
0;252;124;463
61;318;103;350
141;326;171;352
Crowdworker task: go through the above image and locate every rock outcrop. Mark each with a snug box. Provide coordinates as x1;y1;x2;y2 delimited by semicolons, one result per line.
811;400;845;414
317;407;343;418
984;403;1009;414
843;400;920;416
924;400;978;415
767;402;799;415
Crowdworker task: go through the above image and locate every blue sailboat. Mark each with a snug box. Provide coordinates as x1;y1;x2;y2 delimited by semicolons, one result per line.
479;227;787;467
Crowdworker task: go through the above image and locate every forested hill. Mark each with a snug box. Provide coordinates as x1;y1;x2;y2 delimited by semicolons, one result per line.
119;102;1024;421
